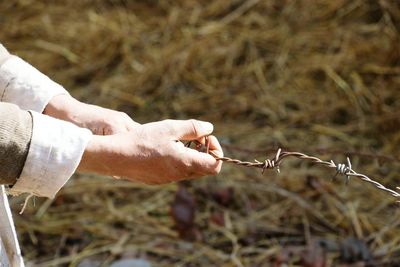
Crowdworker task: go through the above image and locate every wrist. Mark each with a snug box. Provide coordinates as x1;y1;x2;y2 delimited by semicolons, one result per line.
77;135;118;176
43;94;82;121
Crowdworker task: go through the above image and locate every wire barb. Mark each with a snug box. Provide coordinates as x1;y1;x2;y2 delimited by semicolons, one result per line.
334;157;352;184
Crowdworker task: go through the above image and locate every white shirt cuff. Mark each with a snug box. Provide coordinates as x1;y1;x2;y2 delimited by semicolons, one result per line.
0;56;68;112
8;112;92;198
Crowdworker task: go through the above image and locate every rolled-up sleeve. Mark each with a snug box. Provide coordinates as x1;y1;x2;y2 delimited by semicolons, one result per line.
8;111;92;198
0;44;68;113
0;43;93;198
0;102;92;198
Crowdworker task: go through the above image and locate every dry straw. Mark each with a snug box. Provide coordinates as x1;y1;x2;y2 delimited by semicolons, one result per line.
2;0;400;266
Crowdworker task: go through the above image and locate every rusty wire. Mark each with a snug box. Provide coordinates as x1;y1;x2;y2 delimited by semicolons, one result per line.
188;139;400;200
219;142;400;164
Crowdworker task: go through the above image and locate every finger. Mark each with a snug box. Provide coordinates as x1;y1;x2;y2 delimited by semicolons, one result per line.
181;146;222;176
164;119;214;140
206;135;224;158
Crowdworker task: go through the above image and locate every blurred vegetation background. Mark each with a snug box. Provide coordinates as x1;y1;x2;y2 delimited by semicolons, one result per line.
1;0;400;266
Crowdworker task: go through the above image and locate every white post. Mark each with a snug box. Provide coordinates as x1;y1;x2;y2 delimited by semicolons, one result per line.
0;237;11;267
0;186;25;267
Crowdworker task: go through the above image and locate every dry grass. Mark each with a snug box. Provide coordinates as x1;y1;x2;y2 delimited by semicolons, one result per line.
1;0;400;266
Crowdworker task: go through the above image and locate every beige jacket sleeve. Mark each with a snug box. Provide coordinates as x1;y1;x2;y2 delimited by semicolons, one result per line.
0;44;32;185
0;103;32;185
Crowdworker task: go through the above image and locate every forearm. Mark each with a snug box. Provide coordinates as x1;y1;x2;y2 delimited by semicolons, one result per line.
44;93;140;135
43;94;82;121
78;135;115;175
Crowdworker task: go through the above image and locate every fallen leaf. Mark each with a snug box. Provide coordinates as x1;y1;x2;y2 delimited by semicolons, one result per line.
170;186;200;241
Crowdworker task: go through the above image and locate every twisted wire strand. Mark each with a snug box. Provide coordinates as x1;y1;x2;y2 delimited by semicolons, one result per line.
207;147;400;199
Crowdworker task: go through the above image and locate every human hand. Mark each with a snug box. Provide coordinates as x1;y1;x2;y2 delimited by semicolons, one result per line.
44;94;139;135
78;119;223;184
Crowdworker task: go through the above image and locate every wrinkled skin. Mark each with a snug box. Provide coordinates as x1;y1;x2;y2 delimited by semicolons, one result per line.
45;94;223;184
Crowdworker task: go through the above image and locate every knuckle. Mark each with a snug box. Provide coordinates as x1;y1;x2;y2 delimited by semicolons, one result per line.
118;111;129;120
104;127;113;135
163;119;176;136
188;119;199;137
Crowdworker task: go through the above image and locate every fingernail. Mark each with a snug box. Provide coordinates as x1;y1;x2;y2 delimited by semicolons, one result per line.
202;122;214;133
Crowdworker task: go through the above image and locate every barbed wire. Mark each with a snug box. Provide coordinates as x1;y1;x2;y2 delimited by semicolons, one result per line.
187;139;400;199
219;142;400;164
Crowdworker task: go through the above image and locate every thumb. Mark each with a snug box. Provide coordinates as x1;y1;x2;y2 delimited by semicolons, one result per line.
165;119;214;140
